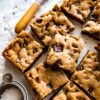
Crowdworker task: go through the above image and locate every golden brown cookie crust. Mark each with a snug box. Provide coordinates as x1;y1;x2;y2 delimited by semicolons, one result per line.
82;1;100;40
3;30;44;73
71;50;100;99
53;81;90;100
61;0;96;23
30;5;75;46
25;62;68;100
46;34;83;73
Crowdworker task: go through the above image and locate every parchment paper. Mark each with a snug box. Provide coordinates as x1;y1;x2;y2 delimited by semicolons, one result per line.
0;0;99;100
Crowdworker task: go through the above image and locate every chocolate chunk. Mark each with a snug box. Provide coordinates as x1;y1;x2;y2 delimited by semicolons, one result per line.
89;15;98;22
77;9;81;15
51;60;62;71
76;65;83;70
35;77;40;83
52;44;63;52
23;40;28;47
88;87;94;93
72;44;78;48
94;66;100;71
25;61;28;64
47;83;52;89
44;62;49;68
64;89;68;94
92;0;96;1
54;59;62;67
36;19;42;23
70;82;74;88
33;48;37;53
46;23;49;30
29;73;33;78
73;50;77;53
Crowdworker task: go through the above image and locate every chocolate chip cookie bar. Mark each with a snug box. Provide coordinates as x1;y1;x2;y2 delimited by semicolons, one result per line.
61;0;96;23
95;43;100;63
46;34;83;74
25;62;68;100
3;30;44;73
30;5;75;46
71;50;100;99
53;81;90;100
82;1;100;40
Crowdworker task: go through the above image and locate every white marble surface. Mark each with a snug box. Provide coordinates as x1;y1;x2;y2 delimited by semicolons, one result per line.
0;0;99;100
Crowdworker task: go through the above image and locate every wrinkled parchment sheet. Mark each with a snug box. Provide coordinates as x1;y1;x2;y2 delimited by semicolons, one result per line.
0;0;99;100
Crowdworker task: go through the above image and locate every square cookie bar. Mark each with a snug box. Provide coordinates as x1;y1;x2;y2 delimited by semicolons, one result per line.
30;5;75;46
95;43;100;62
71;50;100;100
3;30;44;73
46;34;83;74
25;62;68;100
61;0;96;23
82;1;100;40
53;81;90;100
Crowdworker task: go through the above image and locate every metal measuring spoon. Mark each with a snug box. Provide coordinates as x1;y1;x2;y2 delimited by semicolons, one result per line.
0;73;28;100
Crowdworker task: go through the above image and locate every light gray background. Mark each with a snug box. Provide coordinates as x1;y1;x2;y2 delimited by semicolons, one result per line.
0;0;99;100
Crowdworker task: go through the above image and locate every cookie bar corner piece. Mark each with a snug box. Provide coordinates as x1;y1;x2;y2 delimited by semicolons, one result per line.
71;50;100;100
61;0;96;23
25;62;69;100
82;1;100;40
46;33;83;73
2;30;44;73
53;81;90;100
30;4;75;46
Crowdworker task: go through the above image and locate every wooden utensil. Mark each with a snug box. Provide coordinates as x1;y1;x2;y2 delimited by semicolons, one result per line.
15;0;47;33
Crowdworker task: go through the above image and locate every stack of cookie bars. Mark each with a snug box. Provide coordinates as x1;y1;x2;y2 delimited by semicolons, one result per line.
3;0;100;100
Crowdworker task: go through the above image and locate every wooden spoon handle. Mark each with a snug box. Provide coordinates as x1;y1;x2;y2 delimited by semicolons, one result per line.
15;1;40;33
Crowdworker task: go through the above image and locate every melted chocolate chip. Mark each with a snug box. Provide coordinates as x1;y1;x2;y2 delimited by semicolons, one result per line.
46;23;49;30
36;19;42;23
33;48;37;53
54;59;62;67
52;44;63;52
92;0;96;1
29;73;33;78
35;77;40;83
88;87;94;93
25;61;28;64
64;89;68;94
23;40;28;47
47;83;52;89
72;44;78;48
76;65;83;70
89;15;98;22
44;62;49;68
94;66;100;71
70;82;74;88
73;50;77;53
15;41;21;47
77;9;81;15
75;89;79;92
